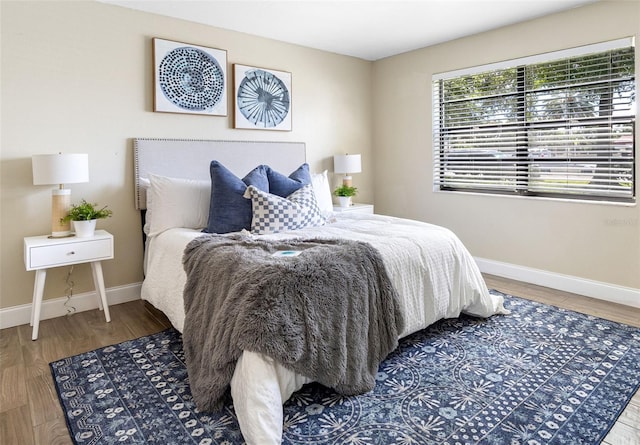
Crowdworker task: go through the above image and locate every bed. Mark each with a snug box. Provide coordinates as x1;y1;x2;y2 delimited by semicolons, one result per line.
134;138;508;445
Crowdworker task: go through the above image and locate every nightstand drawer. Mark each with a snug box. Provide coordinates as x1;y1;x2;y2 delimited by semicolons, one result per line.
26;238;113;270
332;203;374;214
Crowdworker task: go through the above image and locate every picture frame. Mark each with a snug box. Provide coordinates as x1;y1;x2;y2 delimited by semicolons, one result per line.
153;38;227;116
234;64;292;131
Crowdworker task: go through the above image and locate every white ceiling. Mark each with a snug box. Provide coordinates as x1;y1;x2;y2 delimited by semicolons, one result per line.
101;0;598;61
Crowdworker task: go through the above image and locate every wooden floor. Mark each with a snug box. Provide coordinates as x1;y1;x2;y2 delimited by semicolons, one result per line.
0;275;638;444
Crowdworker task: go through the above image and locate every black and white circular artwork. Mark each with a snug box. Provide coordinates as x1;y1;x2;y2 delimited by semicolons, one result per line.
235;65;291;130
153;38;227;116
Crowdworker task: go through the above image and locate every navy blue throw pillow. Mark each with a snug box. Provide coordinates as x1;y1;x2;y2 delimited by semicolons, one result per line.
267;163;311;197
205;161;269;234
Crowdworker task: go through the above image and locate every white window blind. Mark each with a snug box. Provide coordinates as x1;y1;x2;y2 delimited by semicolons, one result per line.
432;38;636;202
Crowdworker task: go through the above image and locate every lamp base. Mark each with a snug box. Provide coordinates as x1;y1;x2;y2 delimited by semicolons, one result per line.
342;175;353;187
51;189;72;237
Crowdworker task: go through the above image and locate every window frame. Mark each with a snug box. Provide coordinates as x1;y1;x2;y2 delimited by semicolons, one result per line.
432;38;636;204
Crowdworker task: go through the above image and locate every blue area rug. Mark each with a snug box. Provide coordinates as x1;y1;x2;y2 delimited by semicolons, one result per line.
51;292;640;444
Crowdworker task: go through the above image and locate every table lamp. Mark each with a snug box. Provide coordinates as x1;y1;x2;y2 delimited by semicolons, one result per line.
32;153;89;238
333;154;362;187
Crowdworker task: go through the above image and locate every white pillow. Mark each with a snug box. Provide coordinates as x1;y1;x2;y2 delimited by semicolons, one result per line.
145;173;211;237
310;170;334;216
243;184;326;235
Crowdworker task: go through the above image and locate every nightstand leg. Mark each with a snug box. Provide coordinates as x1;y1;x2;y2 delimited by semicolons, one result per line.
31;269;47;340
91;261;111;323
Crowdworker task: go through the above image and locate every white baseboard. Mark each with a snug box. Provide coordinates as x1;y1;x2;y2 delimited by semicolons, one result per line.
2;262;638;330
475;257;640;309
0;282;142;330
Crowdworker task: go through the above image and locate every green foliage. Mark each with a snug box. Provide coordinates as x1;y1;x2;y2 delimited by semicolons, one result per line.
440;46;635;127
333;185;358;197
62;199;113;222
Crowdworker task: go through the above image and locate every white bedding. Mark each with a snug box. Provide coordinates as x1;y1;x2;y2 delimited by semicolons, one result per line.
141;212;507;444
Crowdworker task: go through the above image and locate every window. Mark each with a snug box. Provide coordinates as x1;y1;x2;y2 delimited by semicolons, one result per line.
432;38;636;203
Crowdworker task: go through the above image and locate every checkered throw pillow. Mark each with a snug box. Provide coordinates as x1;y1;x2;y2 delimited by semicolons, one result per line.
243;184;326;235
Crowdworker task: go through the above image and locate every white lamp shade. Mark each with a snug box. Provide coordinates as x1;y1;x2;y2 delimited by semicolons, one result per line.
333;154;362;174
32;153;89;185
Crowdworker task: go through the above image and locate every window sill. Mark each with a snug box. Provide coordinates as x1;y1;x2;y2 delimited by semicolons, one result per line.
432;188;637;207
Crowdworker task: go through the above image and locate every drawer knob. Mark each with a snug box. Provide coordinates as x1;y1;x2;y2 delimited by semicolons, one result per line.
68;251;76;255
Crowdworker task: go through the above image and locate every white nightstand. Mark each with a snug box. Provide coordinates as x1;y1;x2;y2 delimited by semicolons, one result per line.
332;203;374;214
24;230;114;340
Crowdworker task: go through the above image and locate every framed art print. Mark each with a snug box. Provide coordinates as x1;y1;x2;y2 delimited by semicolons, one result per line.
153;38;227;116
234;64;292;131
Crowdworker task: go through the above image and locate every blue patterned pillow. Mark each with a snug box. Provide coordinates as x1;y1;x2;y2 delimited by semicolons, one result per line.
243;184;326;235
267;163;311;197
205;161;269;234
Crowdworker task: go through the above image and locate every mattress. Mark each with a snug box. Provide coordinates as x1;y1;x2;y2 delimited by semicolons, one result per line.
141;212;507;444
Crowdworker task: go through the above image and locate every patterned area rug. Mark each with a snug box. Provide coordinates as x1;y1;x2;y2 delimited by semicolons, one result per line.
51;292;640;444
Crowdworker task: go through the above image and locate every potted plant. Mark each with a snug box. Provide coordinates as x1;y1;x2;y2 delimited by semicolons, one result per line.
333;185;358;207
62;199;113;237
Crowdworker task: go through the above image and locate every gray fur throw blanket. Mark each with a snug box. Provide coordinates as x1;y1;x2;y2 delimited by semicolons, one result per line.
182;233;404;412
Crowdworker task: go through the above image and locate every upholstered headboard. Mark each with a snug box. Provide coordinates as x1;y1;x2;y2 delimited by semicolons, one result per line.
133;138;306;210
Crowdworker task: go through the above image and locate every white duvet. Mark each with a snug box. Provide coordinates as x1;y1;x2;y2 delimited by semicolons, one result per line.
141;212;507;444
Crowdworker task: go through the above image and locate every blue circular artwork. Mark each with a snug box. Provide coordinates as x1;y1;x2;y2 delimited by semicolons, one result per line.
237;69;290;128
158;47;224;111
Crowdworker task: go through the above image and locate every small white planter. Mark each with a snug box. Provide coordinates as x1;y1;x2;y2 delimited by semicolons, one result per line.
338;196;352;208
73;219;97;237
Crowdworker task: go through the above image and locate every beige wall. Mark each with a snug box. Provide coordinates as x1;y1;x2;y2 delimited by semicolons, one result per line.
1;1;639;315
0;1;372;309
372;0;640;289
